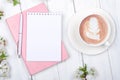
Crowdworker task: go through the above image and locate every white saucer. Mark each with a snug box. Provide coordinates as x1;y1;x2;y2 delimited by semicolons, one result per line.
68;8;116;55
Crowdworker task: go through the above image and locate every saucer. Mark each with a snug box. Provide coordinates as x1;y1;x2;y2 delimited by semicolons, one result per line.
68;8;116;55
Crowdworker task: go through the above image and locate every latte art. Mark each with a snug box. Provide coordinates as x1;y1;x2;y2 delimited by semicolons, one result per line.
86;17;100;40
79;14;108;45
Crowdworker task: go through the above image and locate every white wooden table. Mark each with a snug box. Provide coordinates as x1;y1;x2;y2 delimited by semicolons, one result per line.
0;0;120;80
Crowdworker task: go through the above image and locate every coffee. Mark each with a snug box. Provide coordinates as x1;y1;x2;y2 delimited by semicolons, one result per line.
79;14;108;45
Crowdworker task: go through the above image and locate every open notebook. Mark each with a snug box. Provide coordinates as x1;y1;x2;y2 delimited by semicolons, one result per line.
6;3;68;75
27;12;62;61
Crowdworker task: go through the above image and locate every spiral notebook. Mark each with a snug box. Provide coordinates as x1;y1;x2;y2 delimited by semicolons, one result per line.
27;12;62;61
6;3;68;75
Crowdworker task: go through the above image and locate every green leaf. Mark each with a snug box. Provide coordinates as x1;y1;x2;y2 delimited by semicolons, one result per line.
13;0;20;6
85;64;87;69
0;51;7;61
78;64;88;79
0;11;4;19
80;74;85;78
1;37;3;40
79;68;84;71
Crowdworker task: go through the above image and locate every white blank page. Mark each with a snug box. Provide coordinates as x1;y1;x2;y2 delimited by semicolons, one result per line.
26;13;61;61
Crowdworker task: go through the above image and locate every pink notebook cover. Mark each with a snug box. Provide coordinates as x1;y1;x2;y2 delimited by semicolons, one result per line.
6;3;68;75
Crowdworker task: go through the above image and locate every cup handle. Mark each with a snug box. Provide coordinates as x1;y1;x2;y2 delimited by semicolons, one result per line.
103;41;110;46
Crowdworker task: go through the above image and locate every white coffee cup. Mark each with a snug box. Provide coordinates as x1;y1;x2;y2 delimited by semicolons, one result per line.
76;9;111;47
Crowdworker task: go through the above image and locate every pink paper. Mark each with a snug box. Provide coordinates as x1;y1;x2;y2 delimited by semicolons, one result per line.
6;3;68;75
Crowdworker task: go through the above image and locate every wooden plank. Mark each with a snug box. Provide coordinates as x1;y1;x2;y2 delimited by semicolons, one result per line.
74;0;99;12
74;0;113;80
0;19;29;80
48;0;83;80
0;0;29;80
20;0;43;11
83;52;113;80
34;66;59;80
100;0;120;80
1;0;20;18
0;23;28;80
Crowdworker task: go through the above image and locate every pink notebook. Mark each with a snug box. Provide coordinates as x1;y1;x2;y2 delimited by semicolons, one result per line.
6;3;68;75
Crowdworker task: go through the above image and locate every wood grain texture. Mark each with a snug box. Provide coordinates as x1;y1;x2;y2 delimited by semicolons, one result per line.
0;0;119;80
73;0;113;80
100;0;120;80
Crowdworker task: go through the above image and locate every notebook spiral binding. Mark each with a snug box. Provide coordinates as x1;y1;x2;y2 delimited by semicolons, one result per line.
27;12;61;15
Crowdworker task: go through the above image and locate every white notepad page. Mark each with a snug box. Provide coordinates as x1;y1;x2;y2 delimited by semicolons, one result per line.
26;13;62;61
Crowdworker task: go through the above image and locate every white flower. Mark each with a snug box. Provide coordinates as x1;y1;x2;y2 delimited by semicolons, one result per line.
0;60;9;77
88;67;97;77
7;0;13;3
